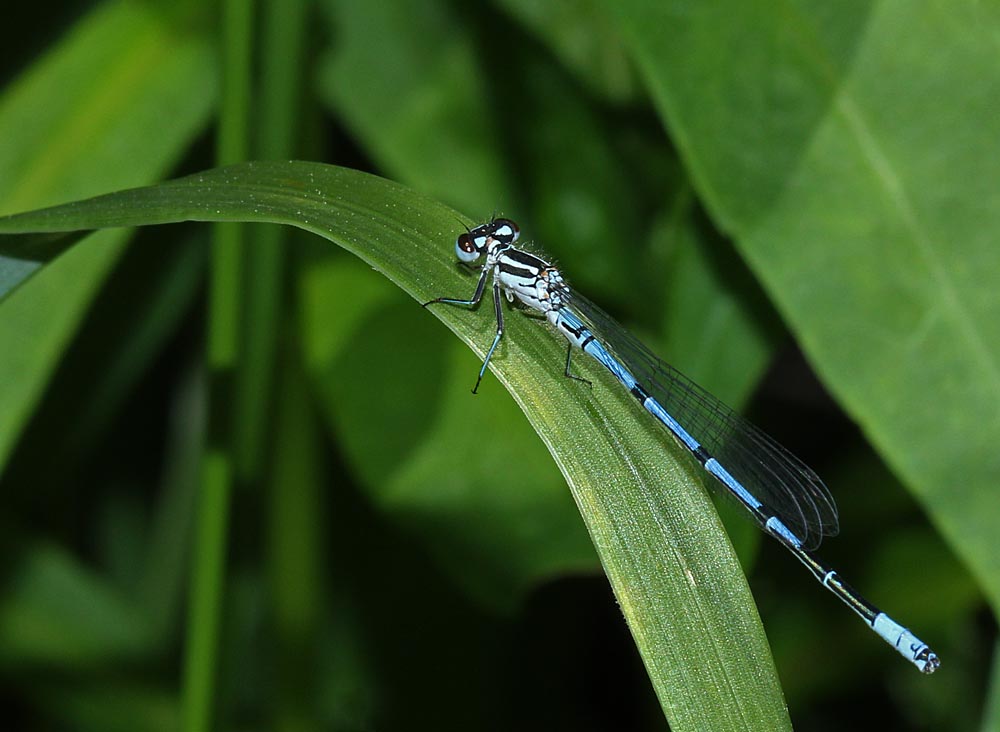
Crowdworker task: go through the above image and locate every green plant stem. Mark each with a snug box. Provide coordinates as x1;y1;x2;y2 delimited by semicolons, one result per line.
216;0;253;169
182;453;232;732
181;0;253;730
234;0;308;480
269;344;324;732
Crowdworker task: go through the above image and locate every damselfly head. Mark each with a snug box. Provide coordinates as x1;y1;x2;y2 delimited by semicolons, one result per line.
454;218;521;263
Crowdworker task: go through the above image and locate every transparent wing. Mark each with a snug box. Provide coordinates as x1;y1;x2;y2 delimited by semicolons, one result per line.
564;288;839;549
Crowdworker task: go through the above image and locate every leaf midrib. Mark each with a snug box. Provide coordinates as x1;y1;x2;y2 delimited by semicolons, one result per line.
833;91;1000;389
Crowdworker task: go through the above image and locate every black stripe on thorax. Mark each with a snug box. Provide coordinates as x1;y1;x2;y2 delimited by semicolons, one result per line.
503;248;550;269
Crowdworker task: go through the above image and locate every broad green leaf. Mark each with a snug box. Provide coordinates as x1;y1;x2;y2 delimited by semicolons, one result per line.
0;161;790;731
0;1;216;471
605;1;1000;614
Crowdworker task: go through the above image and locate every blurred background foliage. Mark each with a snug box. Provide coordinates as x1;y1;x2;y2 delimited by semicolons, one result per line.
0;0;997;731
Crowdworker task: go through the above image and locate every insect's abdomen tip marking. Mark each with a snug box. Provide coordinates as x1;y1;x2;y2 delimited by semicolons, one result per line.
920;650;941;674
873;613;939;673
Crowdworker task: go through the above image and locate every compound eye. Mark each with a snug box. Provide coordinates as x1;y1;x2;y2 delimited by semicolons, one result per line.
455;232;481;263
491;218;520;244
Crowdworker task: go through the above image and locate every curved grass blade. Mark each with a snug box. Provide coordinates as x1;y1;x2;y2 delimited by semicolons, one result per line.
0;160;790;731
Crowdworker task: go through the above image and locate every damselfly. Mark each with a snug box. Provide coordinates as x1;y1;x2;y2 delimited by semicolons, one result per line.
424;217;939;674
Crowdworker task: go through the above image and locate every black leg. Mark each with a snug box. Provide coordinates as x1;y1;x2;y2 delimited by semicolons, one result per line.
563;344;591;388
472;279;505;393
422;265;489;309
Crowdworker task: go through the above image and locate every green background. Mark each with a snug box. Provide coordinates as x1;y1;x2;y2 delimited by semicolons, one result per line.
0;1;995;731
